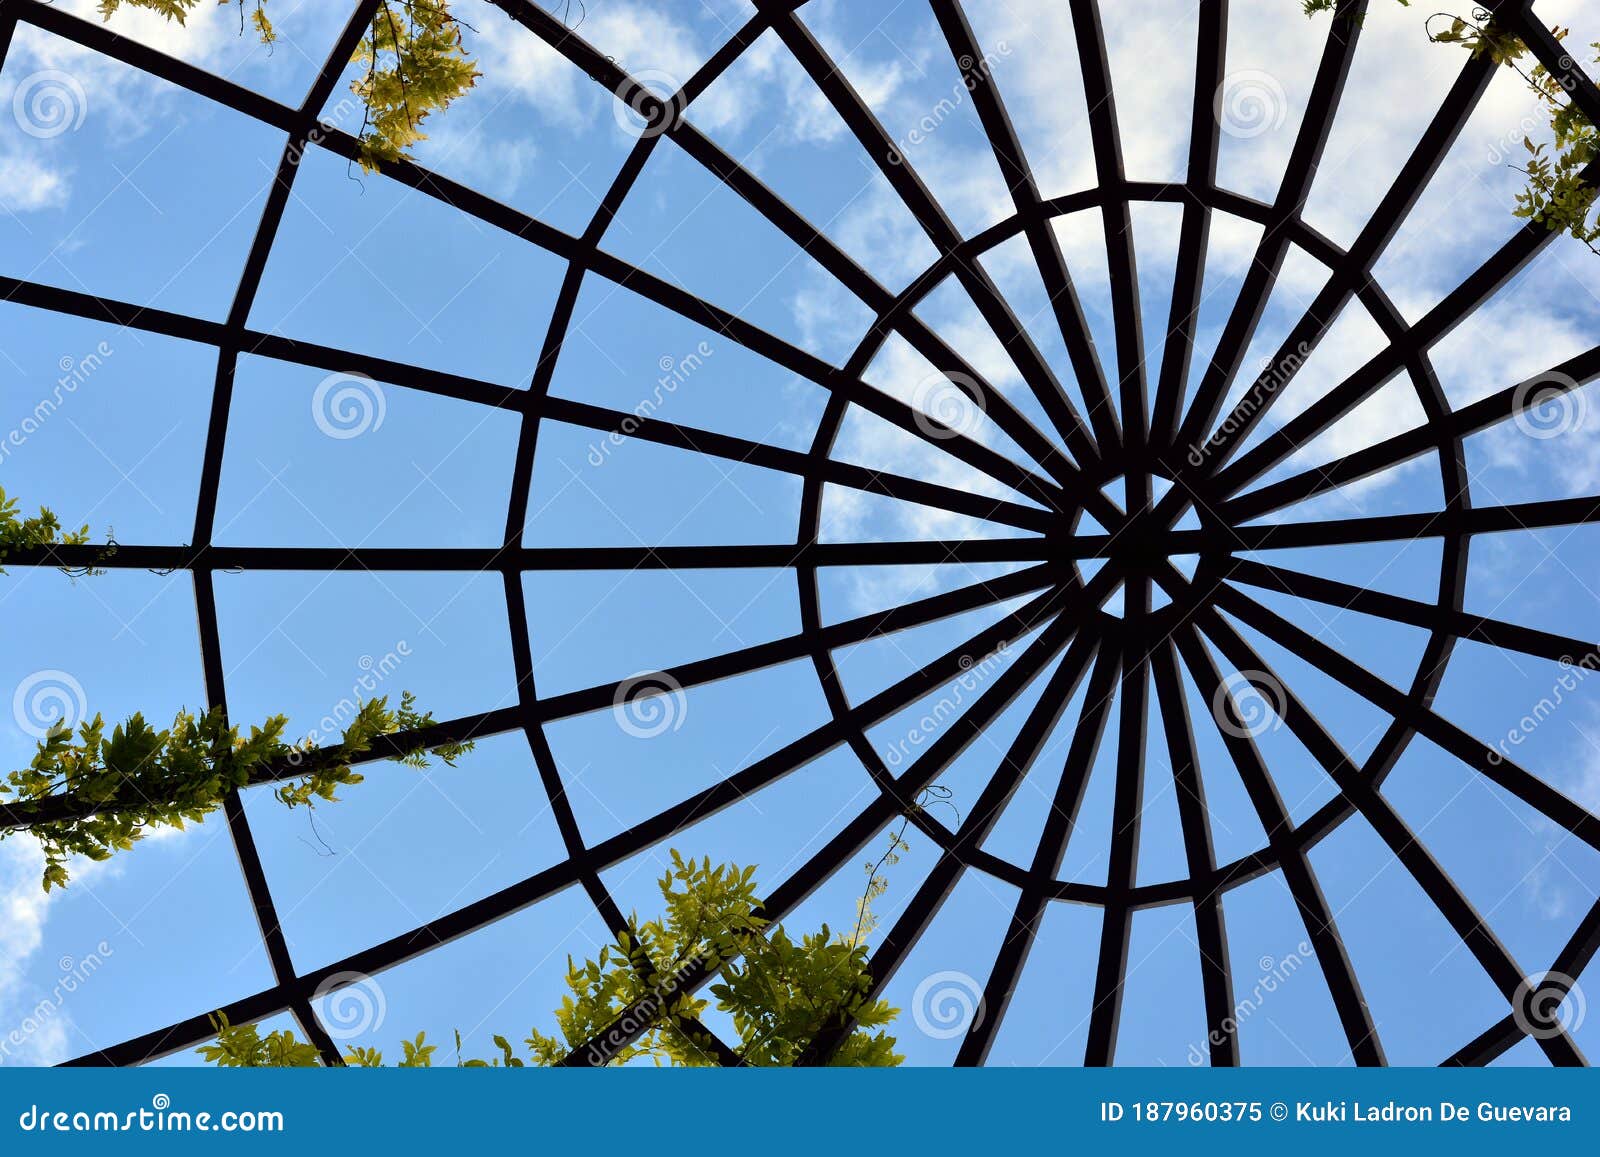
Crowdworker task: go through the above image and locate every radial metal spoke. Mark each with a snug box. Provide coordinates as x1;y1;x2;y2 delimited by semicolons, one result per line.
954;644;1122;1065
764;4;1097;474
537;563;1062;722
1226;556;1600;665
1085;575;1151;1065
543;395;1055;532
486;0;1106;484
1222;343;1600;523
1184;49;1497;470
1171;623;1384;1064
928;0;1121;453
1069;0;1148;459
796;626;1103;1065
1191;597;1588;1066
1169;0;1367;461
0;538;1059;573
1211;583;1600;857
1151;639;1237;1065
1211;155;1600;500
1150;0;1227;450
1444;897;1600;1066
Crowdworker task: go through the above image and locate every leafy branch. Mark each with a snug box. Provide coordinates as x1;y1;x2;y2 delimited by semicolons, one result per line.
2;693;473;892
1304;2;1599;253
200;852;906;1068
96;0;480;170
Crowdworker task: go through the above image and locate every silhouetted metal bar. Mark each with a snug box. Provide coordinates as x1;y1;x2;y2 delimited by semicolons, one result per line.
3;538;1060;574
1151;639;1237;1065
491;0;1106;487
1226;556;1600;665
536;563;1060;721
955;644;1121;1065
763;3;1096;481
1150;0;1227;451
1170;0;1366;460
796;625;1102;1064
1085;576;1150;1065
1223;343;1600;523
1186;48;1496;470
1069;0;1148;460
1444;897;1600;1066
1211;144;1600;500
928;0;1121;453
5;1;1067;513
1172;624;1384;1064
1212;584;1600;854
1192;598;1587;1065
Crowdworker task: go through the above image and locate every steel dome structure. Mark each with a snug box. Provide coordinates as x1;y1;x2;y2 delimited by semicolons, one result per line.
3;0;1600;1067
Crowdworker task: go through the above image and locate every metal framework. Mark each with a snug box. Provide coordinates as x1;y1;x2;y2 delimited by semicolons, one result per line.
2;0;1599;1067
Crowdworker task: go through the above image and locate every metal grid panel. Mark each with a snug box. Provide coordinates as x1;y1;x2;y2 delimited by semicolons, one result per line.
0;0;1596;1067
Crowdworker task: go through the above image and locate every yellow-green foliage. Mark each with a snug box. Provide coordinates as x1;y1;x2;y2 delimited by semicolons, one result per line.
198;852;905;1068
97;0;479;170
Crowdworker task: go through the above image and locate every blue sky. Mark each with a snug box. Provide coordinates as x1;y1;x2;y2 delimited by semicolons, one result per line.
2;0;1600;1069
